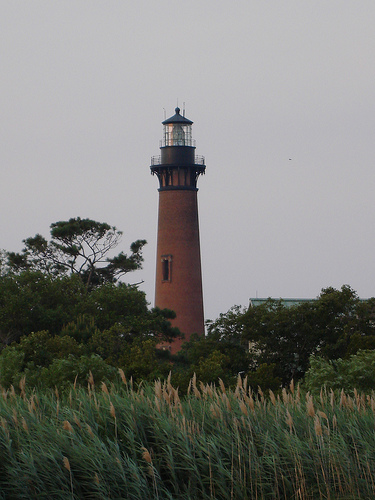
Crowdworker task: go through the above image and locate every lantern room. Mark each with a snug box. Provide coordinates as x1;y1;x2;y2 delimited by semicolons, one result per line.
151;106;205;189
162;107;194;147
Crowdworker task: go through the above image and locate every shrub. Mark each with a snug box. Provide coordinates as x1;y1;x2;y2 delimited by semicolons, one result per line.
305;349;375;393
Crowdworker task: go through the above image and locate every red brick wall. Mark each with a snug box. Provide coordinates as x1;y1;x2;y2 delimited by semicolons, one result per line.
155;189;204;353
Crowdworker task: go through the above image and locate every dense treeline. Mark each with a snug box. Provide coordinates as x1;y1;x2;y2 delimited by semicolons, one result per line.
0;218;180;388
240;285;375;387
2;275;375;393
2;218;375;393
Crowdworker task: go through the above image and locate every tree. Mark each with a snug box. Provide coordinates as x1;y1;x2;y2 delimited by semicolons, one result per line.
0;311;177;388
0;330;84;388
175;315;251;389
242;298;320;383
192;350;230;384
41;354;117;390
246;363;281;393
304;350;375;393
241;285;375;385
7;217;147;290
0;272;86;346
0;268;179;359
205;305;246;343
82;283;149;332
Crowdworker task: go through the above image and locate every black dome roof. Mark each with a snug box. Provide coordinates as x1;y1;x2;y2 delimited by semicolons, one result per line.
162;107;193;125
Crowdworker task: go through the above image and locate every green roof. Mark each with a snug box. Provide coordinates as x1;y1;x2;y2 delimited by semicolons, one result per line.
249;298;315;308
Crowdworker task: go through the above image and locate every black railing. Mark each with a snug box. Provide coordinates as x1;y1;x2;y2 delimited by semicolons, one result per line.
151;155;205;166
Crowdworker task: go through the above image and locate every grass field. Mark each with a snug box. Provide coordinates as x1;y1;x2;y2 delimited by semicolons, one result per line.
1;373;375;499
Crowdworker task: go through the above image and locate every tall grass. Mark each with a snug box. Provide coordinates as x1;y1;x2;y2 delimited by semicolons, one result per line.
1;375;375;499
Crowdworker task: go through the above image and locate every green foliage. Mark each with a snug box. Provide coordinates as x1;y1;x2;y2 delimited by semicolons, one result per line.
0;330;85;388
120;339;171;381
17;330;83;366
305;350;375;393
0;267;177;344
0;217;178;389
193;286;375;389
346;331;375;356
41;354;117;389
0;292;178;388
182;308;250;369
0;272;86;345
7;234;52;274
246;363;281;393
205;305;246;342
0;347;24;388
88;327;172;382
88;324;132;365
192;349;230;384
6;217;146;289
5;219;375;396
61;315;99;344
242;285;375;384
83;282;148;331
169;324;252;391
0;331;117;390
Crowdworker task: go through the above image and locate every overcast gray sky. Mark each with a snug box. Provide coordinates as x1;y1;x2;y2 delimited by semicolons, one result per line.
1;1;375;321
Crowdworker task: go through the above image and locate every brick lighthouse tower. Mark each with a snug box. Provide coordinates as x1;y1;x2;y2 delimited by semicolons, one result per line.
150;107;205;353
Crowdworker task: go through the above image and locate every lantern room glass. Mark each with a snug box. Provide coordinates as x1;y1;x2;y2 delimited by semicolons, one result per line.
163;123;193;147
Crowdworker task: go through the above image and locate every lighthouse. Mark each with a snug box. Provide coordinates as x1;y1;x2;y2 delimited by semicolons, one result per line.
150;107;205;353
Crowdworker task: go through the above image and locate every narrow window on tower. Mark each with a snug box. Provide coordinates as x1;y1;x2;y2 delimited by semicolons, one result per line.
161;255;172;282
